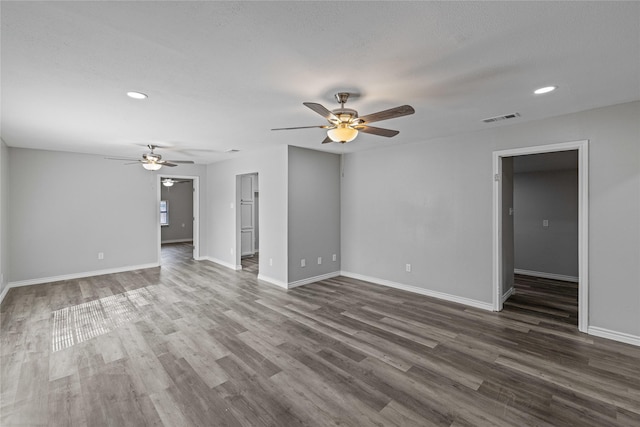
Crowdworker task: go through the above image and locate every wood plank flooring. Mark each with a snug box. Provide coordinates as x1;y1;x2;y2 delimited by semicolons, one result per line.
241;254;259;276
2;246;639;426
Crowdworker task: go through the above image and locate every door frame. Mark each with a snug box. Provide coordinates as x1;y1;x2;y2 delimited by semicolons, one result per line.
235;172;258;270
157;174;200;262
492;140;589;332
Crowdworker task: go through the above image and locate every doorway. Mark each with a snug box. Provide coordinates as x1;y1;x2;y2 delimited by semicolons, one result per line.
493;140;588;332
157;175;200;264
236;173;259;275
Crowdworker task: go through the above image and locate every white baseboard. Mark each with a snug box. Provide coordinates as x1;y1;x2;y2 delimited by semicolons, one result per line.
204;257;241;271
257;274;288;289
0;284;10;305
1;262;159;304
340;271;494;311
288;271;341;289
588;326;640;347
502;286;515;303
514;269;578;283
161;239;193;244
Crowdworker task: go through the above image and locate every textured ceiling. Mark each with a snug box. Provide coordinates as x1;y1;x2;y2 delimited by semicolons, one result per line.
2;1;639;163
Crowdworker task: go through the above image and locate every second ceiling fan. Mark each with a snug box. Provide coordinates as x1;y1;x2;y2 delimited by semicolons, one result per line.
272;92;415;144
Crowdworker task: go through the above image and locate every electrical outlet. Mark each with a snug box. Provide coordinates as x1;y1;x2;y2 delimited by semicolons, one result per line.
332;254;337;262
301;259;306;268
543;219;549;228
269;258;273;266
317;257;322;265
98;252;104;260
405;263;411;272
230;247;234;254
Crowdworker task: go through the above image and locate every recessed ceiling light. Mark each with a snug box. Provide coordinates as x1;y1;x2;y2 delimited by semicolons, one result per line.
127;91;148;99
534;86;557;95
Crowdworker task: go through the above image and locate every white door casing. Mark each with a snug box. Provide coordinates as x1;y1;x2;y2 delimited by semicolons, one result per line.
157;174;200;262
492;140;588;333
240;174;255;257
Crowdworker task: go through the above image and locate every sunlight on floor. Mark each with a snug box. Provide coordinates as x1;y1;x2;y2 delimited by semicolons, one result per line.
51;286;155;352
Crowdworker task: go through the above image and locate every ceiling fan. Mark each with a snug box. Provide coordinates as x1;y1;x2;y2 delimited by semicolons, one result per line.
272;92;415;144
161;178;191;187
106;145;195;170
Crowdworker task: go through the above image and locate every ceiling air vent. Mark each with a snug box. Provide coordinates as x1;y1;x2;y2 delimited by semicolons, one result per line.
482;112;521;123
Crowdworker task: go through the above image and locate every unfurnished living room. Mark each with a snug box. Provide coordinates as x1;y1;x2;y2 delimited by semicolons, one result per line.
1;2;639;426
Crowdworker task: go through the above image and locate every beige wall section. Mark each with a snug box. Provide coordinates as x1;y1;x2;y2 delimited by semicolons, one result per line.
7;148;207;283
341;101;640;338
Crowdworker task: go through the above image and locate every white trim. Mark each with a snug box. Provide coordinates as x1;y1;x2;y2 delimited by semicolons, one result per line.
288;271;341;289
493;140;589;333
257;274;288;289
340;271;494;311
588;326;640;347
204;256;242;271
161;238;194;244
501;286;515;303
514;269;579;283
158;174;200;263
0;284;11;305
4;262;159;292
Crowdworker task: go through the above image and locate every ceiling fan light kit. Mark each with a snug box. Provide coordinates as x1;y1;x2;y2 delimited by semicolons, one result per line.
162;178;191;187
272;92;415;145
142;162;162;171
106;145;195;170
327;123;358;143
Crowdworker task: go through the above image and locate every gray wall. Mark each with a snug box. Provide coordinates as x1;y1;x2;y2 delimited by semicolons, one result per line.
514;169;579;278
0;140;8;296
7;148;207;283
3;101;639;341
161;181;194;243
288;146;341;284
206;146;288;285
341;101;640;338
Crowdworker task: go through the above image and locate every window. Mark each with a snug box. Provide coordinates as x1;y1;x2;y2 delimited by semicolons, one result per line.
160;200;169;226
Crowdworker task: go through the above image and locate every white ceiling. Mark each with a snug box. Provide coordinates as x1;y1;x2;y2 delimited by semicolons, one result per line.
2;1;639;164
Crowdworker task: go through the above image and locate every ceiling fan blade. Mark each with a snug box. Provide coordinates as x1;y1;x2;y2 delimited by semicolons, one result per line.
357;125;400;137
105;157;140;161
321;136;333;144
271;125;329;131
160;162;178;167
165;160;195;164
358;105;415;124
303;102;339;122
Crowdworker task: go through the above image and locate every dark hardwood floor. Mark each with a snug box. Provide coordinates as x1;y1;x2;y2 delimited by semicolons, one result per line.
241;253;259;276
1;246;639;426
506;274;578;327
